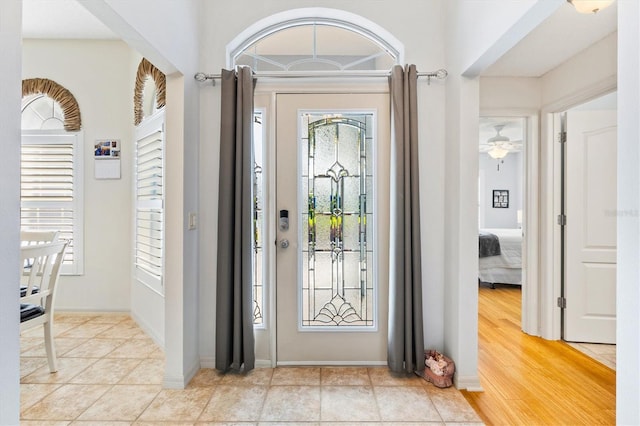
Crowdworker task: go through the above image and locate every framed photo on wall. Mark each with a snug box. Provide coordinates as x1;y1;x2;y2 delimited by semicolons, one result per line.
493;190;509;208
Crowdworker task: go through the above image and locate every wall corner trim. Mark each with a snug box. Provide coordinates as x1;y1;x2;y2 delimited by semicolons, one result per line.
454;375;483;392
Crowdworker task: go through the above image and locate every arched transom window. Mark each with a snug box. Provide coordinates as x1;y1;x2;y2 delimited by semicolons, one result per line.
20;79;84;275
232;20;399;72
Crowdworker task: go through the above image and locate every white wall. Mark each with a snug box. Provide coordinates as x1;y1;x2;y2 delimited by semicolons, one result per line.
480;77;542;110
197;0;448;370
81;0;198;76
23;39;135;312
128;51;166;349
458;0;562;75
480;152;523;229
79;0;202;388
442;0;578;390
541;32;617;108
442;0;560;390
478;31;616;115
617;1;640;422
0;1;22;423
441;0;543;390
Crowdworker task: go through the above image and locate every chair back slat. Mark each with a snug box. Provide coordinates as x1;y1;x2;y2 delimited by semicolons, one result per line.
21;230;60;246
20;241;68;309
19;239;68;374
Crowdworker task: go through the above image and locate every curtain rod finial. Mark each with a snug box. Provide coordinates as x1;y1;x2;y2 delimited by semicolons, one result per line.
194;72;215;86
435;69;448;79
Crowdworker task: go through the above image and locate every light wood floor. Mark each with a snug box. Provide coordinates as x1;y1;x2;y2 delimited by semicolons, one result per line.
461;285;616;425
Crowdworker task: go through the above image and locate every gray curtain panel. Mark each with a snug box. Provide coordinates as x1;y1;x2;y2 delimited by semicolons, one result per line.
216;67;256;372
387;64;425;374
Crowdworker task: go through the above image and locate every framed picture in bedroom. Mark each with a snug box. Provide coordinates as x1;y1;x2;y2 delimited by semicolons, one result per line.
492;190;509;208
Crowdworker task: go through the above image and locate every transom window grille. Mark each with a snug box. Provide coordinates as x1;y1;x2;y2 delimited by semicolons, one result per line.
234;22;397;72
253;111;265;326
134;111;165;292
21;94;83;275
301;113;375;328
22;94;65;130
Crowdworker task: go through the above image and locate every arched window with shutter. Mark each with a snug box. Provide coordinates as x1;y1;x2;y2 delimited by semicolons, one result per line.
21;78;84;274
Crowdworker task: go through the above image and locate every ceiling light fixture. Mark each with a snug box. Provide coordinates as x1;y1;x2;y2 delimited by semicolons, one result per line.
485;125;510;160
567;0;615;14
487;146;509;160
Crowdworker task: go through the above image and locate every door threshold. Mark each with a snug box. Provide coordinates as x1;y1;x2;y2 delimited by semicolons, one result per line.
276;360;387;367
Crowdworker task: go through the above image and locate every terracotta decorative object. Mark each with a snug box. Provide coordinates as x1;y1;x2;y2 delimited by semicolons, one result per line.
416;349;455;388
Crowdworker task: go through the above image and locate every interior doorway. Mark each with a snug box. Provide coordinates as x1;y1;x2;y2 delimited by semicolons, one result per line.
558;91;617;361
477;116;527;328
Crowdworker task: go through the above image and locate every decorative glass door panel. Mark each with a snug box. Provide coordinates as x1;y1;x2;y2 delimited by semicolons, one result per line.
276;93;389;364
302;115;374;328
252;111;264;326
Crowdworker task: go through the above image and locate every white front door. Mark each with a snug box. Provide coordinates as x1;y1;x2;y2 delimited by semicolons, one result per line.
275;93;390;364
564;106;617;343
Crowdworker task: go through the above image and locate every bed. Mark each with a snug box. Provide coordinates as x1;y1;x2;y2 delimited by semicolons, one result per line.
479;228;522;285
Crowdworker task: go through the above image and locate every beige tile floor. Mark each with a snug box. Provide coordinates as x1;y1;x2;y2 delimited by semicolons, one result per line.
566;341;616;370
20;312;484;425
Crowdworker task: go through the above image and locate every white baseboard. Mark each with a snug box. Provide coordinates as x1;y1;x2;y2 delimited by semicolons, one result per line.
130;311;164;348
255;359;274;368
200;356;216;369
199;357;274;369
163;375;187;389
163;358;200;389
455;374;483;391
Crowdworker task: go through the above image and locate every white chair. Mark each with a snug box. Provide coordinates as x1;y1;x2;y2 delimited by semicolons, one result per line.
20;241;68;373
20;230;60;246
20;230;61;297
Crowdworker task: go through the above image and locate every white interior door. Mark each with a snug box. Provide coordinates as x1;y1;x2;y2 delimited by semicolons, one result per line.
564;107;617;343
275;93;389;364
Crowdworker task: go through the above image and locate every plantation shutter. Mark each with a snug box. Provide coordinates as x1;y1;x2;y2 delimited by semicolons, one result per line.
21;133;83;274
135;111;165;291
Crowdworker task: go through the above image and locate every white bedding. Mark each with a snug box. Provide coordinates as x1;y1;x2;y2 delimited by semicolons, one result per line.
479;228;522;285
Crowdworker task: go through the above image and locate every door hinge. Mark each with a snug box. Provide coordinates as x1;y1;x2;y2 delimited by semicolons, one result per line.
557;297;567;309
559;131;567;143
557;214;567;226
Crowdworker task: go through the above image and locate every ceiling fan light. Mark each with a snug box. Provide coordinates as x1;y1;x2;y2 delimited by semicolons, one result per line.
567;0;615;14
488;146;509;160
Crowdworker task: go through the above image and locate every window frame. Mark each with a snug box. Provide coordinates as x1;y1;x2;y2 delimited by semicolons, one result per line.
21;130;85;275
253;108;266;328
134;109;165;295
230;17;400;73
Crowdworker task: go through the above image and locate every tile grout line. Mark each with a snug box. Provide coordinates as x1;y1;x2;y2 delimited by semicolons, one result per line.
367;368;384;423
69;382;115;423
22;315;480;424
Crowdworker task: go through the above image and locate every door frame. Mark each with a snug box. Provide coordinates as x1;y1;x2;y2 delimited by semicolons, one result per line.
539;76;617;340
479;108;539;336
256;79;390;367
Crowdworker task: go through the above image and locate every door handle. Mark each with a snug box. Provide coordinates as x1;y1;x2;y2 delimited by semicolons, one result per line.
279;239;290;249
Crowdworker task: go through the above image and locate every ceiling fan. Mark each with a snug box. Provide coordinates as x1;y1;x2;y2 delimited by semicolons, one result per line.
479;124;523;160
